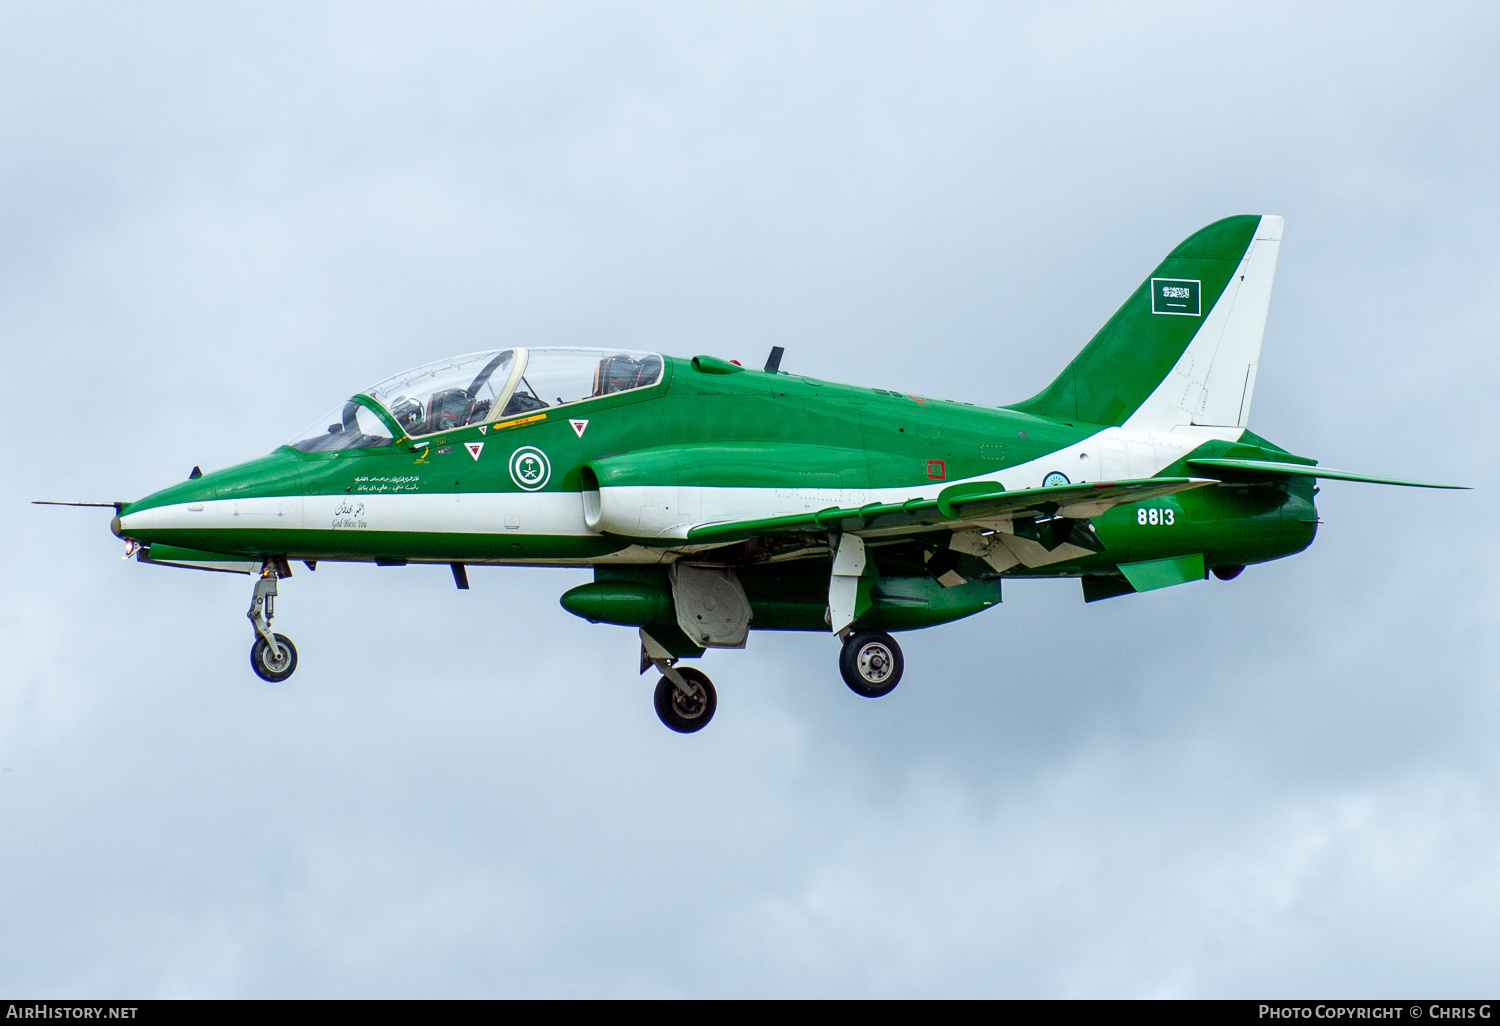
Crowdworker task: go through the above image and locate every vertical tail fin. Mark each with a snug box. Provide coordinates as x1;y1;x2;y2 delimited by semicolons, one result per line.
1008;214;1283;429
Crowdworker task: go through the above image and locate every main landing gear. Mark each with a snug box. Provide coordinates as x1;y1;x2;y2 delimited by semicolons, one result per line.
635;626;904;733
653;667;717;733
839;629;903;698
648;629;903;732
640;629;717;733
248;565;298;683
828;536;903;698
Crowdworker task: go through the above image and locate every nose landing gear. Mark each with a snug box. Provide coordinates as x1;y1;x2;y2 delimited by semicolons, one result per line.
248;564;298;683
839;629;903;697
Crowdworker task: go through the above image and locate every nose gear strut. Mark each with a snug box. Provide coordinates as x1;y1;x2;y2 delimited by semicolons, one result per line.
248;562;298;682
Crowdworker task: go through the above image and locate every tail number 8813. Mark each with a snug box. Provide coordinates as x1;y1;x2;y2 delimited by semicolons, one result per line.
1136;507;1175;526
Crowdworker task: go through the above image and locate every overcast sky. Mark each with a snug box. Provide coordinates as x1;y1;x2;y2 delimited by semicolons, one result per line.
3;1;1498;997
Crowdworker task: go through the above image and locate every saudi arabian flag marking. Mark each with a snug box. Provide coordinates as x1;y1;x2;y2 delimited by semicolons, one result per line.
1151;278;1201;316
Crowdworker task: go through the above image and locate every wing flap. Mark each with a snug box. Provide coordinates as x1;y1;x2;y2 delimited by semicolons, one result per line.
1187;457;1468;490
685;477;1217;545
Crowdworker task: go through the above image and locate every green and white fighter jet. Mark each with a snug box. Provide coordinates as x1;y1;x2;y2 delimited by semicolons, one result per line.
44;215;1464;732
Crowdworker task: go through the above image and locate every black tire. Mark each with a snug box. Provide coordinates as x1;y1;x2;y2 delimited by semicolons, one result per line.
250;633;298;682
839;630;903;697
653;666;717;733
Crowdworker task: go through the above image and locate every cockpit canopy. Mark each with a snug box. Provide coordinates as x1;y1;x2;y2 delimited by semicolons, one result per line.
289;347;662;453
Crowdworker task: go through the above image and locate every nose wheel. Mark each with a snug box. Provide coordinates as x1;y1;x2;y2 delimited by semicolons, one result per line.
840;630;903;697
251;633;298;682
247;563;299;682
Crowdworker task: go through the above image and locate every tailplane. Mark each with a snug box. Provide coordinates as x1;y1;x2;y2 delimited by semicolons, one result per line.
1009;214;1283;430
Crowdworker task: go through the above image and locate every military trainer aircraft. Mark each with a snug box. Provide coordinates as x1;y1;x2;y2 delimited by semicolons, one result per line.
40;214;1464;732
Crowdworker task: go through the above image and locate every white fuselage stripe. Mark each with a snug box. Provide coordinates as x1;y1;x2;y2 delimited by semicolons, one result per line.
120;492;597;537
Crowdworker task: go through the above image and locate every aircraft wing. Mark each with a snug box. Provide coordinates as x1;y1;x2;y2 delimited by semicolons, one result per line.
685;476;1217;545
1186;457;1468;489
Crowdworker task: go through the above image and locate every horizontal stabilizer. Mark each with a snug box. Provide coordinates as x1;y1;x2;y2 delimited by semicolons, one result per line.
1187;458;1468;490
686;477;1218;545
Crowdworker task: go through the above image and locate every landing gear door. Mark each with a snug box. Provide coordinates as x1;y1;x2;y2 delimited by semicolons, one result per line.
670;564;752;648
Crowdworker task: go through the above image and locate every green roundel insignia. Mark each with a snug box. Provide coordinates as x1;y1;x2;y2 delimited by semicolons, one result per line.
509;446;551;491
1043;471;1070;487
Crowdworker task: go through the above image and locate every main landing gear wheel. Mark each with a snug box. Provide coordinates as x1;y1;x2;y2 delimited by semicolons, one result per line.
840;630;903;698
654;667;717;733
250;633;298;682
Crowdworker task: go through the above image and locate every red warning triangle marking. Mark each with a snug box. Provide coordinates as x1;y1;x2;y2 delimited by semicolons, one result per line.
569;419;589;438
464;441;484;461
477;425;487;434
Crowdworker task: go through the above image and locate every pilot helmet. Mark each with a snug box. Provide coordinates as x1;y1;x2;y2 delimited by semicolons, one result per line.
390;396;423;429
